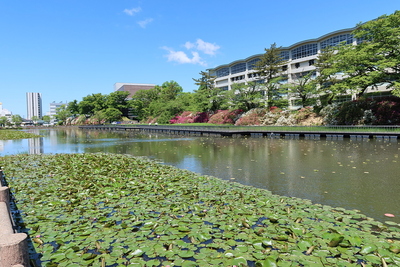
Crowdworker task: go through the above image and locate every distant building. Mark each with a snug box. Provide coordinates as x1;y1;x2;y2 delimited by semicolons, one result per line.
26;92;42;119
49;101;66;118
114;83;156;98
0;102;12;118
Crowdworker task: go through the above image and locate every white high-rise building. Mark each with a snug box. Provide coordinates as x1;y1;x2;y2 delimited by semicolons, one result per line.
26;92;42;120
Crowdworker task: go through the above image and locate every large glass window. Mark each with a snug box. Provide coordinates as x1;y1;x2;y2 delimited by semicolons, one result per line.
216;67;229;77
291;43;318;60
247;58;260;70
320;34;353;49
280;51;289;61
231;63;246;74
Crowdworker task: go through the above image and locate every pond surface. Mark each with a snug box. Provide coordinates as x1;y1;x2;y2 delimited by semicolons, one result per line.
1;127;399;224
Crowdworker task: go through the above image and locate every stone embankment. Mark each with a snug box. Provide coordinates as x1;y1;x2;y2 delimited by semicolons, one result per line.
0;169;29;267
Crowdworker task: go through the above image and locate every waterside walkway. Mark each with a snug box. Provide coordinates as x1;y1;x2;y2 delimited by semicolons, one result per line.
79;125;400;140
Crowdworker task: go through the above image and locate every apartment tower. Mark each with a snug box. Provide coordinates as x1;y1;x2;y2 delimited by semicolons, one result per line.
26;92;42;119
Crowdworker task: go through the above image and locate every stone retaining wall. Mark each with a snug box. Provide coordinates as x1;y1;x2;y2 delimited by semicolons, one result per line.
0;169;29;267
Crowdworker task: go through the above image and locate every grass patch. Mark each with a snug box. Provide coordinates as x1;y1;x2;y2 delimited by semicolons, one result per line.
0;129;42;140
2;153;400;266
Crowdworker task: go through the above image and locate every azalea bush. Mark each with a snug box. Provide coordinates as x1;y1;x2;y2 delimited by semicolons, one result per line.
235;109;267;126
325;96;400;125
208;110;243;125
2;153;400;266
170;111;209;124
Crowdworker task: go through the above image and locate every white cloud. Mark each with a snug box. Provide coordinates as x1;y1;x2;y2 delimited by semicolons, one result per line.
184;41;195;50
123;7;141;16
195;39;220;55
137;18;153;28
162;47;206;66
162;39;219;66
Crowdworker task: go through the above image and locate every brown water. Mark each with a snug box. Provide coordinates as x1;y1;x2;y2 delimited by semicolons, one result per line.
1;127;399;224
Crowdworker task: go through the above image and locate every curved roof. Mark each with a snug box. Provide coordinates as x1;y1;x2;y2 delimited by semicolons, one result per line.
209;27;356;71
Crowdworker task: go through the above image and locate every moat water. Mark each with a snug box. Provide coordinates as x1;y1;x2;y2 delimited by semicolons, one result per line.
1;127;399;224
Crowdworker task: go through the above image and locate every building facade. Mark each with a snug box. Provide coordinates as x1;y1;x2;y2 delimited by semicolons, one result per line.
49;101;66;118
0;102;12;118
114;83;156;98
26;92;42;119
208;27;391;109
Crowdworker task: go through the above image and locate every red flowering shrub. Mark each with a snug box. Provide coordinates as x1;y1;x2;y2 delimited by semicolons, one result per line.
208;110;243;124
235;108;267;126
269;106;282;113
371;96;400;125
169;111;210;124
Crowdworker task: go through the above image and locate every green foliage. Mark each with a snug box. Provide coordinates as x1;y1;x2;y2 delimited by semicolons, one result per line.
192;71;224;112
11;114;23;126
254;43;289;108
42;115;51;123
224;82;266;111
323;11;400;98
55;104;72;125
0;130;41;140
286;71;317;107
0;116;8;127
2;153;400;266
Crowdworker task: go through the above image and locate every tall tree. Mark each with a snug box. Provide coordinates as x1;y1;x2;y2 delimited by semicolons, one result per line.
192;71;224;112
159;81;183;102
326;11;400;98
314;47;344;104
253;43;289;107
286;71;318;107
224;82;266;111
106;91;130;111
55;105;72;125
0;116;8;127
67;100;80;116
11;115;23;126
78;93;107;115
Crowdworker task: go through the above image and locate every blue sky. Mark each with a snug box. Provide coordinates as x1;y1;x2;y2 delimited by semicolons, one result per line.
0;1;399;118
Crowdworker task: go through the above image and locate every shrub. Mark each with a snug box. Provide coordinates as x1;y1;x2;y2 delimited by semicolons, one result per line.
235;108;267;126
170;111;209;124
208;110;243;125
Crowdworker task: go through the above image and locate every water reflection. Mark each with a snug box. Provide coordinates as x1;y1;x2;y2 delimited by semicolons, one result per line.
1;128;399;224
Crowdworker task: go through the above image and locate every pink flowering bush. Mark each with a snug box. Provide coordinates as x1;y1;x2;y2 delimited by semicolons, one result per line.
169;111;209;124
208;110;243;125
235;108;267;126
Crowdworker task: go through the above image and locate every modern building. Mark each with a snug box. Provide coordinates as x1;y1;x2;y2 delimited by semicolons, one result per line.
49;101;66;118
0;102;12;118
26;92;42;119
114;83;156;98
208;26;391;109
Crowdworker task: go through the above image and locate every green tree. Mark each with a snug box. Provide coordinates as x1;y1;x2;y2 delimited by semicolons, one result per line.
192;71;224;112
314;47;344;105
326;11;400;98
31;115;39;124
159;81;183;102
11;114;23;126
105;91;130;112
103;108;122;123
92;110;106;124
254;43;289;108
42;115;51;124
78;93;107;115
224;82;266;111
0;116;8;127
67;100;80;116
55;105;72;125
286;71;318;107
129;87;161;121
